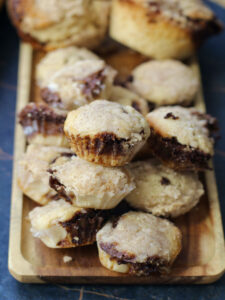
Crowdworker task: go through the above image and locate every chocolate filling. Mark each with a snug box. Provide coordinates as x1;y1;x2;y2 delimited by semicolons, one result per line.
164;112;179;120
41;88;63;109
160;177;170;185
48;173;72;203
18;103;66;137
79;70;106;101
58;209;109;247
100;242;169;275
148;128;212;171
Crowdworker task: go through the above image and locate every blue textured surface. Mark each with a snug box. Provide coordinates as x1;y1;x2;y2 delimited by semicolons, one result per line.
0;2;224;299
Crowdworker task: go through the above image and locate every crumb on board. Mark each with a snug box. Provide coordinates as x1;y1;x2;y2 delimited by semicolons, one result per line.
63;255;73;263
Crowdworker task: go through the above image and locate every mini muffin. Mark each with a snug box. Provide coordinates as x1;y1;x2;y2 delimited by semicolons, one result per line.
36;46;100;88
29;199;109;248
48;155;135;209
18;144;74;205
130;60;199;107
127;160;204;217
110;0;222;60
64;100;150;166
8;0;111;51
109;85;149;116
18;103;69;147
97;211;182;275
146;106;218;171
41;60;117;111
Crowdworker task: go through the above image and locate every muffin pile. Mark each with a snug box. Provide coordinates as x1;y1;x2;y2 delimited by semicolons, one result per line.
14;0;221;277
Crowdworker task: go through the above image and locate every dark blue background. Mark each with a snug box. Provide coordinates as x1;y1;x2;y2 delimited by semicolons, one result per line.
0;2;224;299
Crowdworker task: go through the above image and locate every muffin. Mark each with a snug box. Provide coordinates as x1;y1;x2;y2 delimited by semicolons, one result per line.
36;46;100;88
110;0;222;59
130;60;199;107
64;100;150;166
109;85;149;116
8;0;111;51
146;106;218;171
97;211;182;275
126;160;204;217
48;155;135;209
29;199;109;248
41;60;117;111
18;103;69;147
17;144;74;205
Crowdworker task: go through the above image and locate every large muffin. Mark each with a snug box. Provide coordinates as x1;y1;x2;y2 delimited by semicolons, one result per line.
8;0;111;50
64;100;150;166
110;0;222;59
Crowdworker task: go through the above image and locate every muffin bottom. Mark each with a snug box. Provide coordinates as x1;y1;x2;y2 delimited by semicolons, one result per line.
98;243;170;276
148;128;211;171
65;131;146;167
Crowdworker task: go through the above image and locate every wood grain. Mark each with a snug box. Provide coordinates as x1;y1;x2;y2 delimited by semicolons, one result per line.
8;43;225;284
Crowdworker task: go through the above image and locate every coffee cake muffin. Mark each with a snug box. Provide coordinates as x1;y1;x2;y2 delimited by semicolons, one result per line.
36;46;100;88
19;103;69;147
110;0;222;59
146;106;218;171
48;155;135;209
41;60;116;111
97;211;182;275
127;160;204;217
18;144;74;205
64;100;150;166
130;60;199;107
29;199;109;248
109;86;149;116
8;0;111;51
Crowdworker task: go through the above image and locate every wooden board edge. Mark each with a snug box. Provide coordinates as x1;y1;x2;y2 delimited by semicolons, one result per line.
8;43;225;284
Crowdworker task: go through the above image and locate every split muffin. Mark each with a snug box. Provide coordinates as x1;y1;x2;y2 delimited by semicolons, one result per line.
18;144;74;205
29;199;109;248
18;103;69;147
110;0;222;59
130;60;199;107
64;100;150;166
126;160;204;217
146;106;218;171
41;60;117;111
109;85;149;116
97;211;182;275
8;0;111;50
36;46;100;88
48;155;135;209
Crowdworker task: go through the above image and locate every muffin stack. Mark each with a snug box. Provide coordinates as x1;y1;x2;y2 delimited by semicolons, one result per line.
13;0;221;277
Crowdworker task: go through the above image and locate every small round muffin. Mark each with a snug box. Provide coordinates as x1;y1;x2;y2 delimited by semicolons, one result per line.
8;0;111;51
36;46;100;88
18;103;69;147
48;155;135;209
18;144;74;205
29;199;109;248
41;60;117;111
110;0;222;60
130;60;199;107
97;211;182;275
64;100;150;166
109;85;149;116
126;160;204;217
146;106;218;171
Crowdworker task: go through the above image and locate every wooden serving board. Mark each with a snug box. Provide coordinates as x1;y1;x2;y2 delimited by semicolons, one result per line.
8;43;225;284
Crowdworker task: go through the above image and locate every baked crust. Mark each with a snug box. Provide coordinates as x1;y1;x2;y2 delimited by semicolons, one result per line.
110;0;222;59
65;131;146;167
18;103;69;147
147;128;211;171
